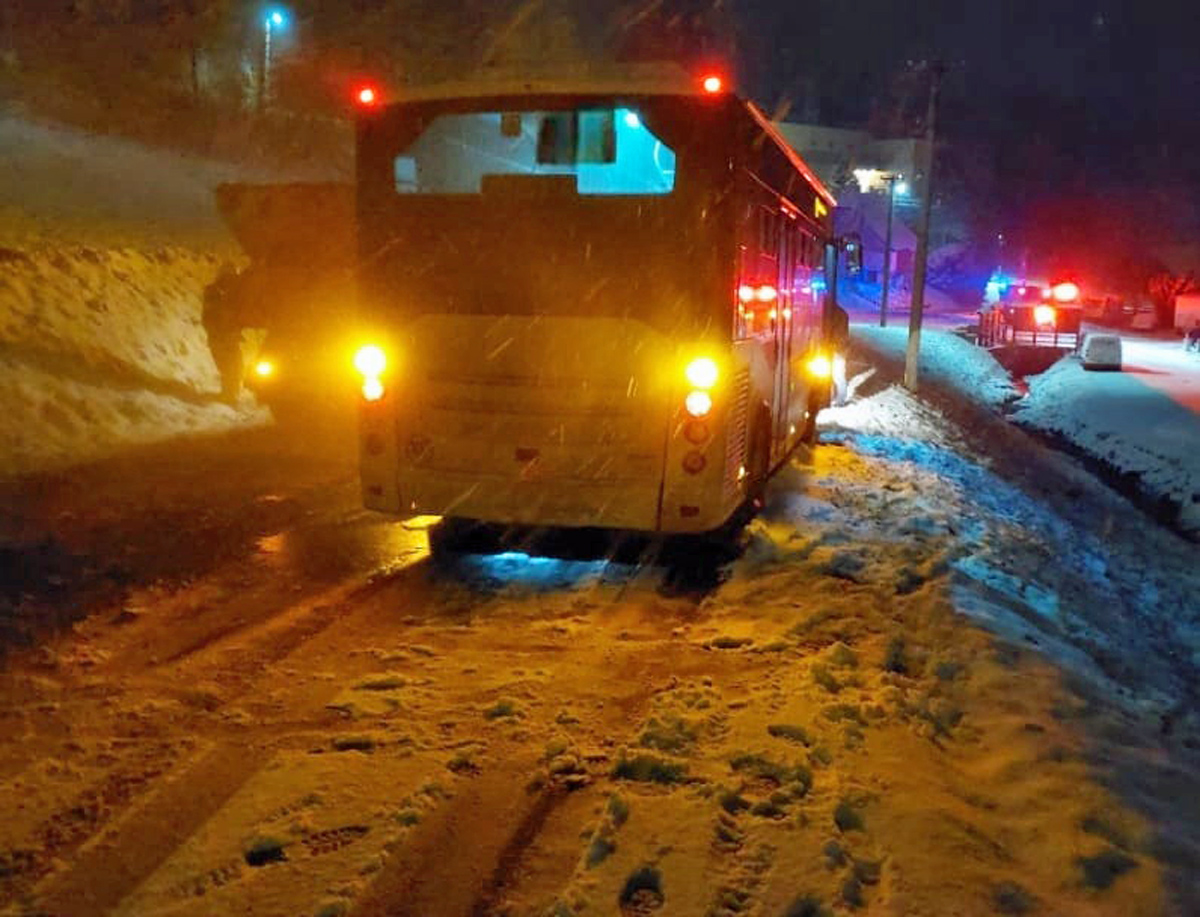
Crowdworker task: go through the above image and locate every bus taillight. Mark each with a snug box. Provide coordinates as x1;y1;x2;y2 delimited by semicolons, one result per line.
355;344;389;401
684;420;710;444
362;378;385;402
685;356;719;389
685;391;713;418
354;344;388;377
806;353;833;380
738;284;777;304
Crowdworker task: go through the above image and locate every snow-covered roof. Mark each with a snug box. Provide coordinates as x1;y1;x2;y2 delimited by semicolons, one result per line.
389;63;713;102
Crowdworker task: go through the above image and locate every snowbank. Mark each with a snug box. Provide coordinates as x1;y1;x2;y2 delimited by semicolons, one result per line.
0;112;337;248
0;356;262;477
850;324;1020;409
0;245;264;478
1013;358;1200;536
0;113;291;478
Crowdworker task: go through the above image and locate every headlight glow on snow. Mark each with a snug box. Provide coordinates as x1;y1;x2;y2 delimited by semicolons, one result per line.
354;345;387;378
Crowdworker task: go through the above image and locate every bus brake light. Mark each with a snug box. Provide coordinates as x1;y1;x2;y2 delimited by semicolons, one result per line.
362;378;385;402
806;354;833;380
685;391;713;418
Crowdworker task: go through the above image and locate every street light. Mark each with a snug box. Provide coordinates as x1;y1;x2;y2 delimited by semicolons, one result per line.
878;172;905;328
260;6;290;111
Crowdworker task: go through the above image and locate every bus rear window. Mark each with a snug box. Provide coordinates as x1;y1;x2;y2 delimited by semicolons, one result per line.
392;109;676;196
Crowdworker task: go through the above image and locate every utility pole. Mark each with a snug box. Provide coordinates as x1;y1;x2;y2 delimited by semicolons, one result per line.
879;174;898;328
904;61;945;392
259;9;288;112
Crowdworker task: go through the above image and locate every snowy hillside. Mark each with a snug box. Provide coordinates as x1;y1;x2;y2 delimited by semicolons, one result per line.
1014;358;1200;536
849;324;1200;539
0;113;282;477
850;324;1021;409
0;246;265;478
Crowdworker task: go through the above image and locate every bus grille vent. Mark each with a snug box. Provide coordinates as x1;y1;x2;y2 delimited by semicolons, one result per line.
724;370;751;499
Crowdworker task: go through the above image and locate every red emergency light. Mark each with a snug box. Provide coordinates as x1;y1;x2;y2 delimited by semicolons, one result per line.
355;85;380;108
1051;282;1080;303
701;74;725;94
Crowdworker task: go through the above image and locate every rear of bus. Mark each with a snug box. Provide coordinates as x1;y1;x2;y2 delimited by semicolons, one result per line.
353;86;748;535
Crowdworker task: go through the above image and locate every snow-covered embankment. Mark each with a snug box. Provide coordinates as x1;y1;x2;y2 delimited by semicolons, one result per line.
847;324;1200;538
0;245;263;478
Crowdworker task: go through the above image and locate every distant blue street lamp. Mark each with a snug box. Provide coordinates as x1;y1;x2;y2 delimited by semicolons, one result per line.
259;6;290;110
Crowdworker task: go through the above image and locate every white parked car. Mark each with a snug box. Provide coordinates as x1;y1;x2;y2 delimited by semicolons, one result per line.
1079;333;1123;371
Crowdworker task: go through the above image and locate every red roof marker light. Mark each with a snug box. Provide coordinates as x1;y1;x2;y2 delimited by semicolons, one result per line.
702;74;724;94
356;86;380;107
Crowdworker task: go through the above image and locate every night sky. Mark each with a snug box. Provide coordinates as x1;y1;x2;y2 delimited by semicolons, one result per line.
717;0;1200;278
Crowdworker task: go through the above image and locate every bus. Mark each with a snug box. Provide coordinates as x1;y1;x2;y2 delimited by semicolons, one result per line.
351;70;839;546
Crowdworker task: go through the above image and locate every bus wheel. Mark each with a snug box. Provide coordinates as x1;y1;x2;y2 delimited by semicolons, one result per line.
746;409;772;495
427;517;504;558
801;384;829;446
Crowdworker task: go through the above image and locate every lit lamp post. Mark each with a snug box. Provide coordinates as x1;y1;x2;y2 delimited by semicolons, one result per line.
878;173;908;328
259;7;289;111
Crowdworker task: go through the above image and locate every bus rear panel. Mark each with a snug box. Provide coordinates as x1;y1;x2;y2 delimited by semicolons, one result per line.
354;90;833;535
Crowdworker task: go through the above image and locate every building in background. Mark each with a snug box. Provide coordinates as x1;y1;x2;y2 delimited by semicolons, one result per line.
776;122;927;287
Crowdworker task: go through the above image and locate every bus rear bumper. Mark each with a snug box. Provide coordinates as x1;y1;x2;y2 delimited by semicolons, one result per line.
378;469;663;532
363;467;735;536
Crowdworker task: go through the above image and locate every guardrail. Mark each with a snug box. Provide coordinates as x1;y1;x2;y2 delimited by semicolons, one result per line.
977;307;1080;350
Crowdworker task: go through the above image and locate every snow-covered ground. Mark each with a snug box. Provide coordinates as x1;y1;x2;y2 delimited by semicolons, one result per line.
849;324;1020;409
1014;356;1200;536
0;245;266;479
849;323;1200;539
839;282;978;331
0;113;281;478
1107;331;1200;413
0;381;1197;914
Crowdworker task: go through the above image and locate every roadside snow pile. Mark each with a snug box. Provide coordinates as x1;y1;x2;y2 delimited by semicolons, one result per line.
0;113;271;247
851;325;1020;409
2;247;226;392
1013;358;1200;536
0;245;263;478
0;358;258;476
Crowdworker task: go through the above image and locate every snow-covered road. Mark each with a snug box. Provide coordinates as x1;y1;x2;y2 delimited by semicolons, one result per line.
1114;333;1200;414
1;381;1198;916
